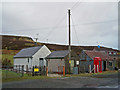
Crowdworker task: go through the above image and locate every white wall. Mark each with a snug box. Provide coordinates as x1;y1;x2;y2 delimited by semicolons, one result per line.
32;45;51;67
14;45;51;70
14;57;32;71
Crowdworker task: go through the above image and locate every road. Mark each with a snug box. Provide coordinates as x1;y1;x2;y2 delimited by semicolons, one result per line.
2;73;119;88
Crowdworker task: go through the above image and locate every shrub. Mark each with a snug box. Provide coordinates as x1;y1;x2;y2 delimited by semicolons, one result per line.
2;58;12;68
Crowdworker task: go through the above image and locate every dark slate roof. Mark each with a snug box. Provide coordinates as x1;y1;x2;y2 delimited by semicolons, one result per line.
14;46;43;58
84;50;113;61
46;50;69;59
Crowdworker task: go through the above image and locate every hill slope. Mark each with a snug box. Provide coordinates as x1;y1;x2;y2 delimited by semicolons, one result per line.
1;35;118;54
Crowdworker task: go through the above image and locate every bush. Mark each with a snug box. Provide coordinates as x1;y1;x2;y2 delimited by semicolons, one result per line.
2;58;12;68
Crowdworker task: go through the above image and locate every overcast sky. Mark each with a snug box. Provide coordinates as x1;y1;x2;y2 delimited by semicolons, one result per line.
1;1;118;49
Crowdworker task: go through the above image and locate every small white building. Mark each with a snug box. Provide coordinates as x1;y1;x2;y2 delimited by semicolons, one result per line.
14;45;51;71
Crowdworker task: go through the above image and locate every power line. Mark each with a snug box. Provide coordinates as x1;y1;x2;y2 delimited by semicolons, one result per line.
71;0;83;11
40;15;67;41
5;25;67;33
72;19;117;26
37;1;83;41
5;19;117;33
71;15;80;45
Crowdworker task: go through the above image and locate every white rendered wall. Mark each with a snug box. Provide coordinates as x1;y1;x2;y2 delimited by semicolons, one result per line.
32;45;51;67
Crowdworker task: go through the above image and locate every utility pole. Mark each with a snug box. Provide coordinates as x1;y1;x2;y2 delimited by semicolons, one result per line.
46;39;48;43
34;33;39;46
68;9;71;73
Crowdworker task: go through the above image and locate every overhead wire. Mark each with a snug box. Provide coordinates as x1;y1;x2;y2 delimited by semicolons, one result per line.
40;14;67;41
71;0;83;11
40;0;83;41
71;15;80;45
5;19;117;33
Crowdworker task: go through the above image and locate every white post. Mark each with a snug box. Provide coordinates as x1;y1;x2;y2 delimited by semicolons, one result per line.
97;65;99;73
89;65;91;73
94;65;96;73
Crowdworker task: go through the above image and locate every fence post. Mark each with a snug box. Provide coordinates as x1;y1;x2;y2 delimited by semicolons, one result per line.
19;65;20;73
43;66;45;75
39;66;40;76
32;66;34;76
6;66;8;79
89;65;91;73
21;65;24;77
26;65;28;74
16;65;17;73
94;65;96;73
63;66;65;76
46;67;48;76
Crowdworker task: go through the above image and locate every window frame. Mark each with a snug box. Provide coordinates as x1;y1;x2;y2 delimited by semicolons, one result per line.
109;61;113;66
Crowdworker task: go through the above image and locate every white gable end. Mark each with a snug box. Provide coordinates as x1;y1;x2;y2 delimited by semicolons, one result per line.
32;45;51;66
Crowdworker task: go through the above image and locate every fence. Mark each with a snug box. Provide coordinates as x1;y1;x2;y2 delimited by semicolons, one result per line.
32;66;46;76
2;65;24;79
2;65;49;79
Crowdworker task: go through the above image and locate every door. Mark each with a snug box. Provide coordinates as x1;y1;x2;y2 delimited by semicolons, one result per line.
103;61;107;71
39;58;44;67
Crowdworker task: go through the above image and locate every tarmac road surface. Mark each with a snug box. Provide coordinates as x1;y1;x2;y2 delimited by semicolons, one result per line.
2;73;119;88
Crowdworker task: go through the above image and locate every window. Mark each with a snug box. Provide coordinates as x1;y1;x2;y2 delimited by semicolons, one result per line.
109;52;112;55
39;58;43;61
28;58;29;63
109;61;113;66
113;52;116;55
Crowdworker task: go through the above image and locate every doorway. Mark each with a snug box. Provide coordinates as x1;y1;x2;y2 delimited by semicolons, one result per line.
103;61;107;71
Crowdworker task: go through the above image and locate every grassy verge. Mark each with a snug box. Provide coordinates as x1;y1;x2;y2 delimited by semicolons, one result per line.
2;70;60;82
2;70;118;82
65;70;118;77
2;75;59;82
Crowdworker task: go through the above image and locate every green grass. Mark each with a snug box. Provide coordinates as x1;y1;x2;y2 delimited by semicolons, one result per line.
2;71;59;82
2;70;25;79
2;76;56;82
65;70;118;77
1;54;14;65
2;70;118;82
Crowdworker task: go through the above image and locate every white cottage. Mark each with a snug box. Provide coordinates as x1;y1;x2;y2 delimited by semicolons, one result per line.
14;45;51;71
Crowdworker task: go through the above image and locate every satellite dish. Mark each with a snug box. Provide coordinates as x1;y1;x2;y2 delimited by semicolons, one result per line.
98;45;100;48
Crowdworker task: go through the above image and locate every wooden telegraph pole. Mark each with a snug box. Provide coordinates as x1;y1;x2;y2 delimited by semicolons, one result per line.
68;9;71;73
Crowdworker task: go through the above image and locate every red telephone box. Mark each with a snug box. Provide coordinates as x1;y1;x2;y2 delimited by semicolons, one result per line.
94;57;102;73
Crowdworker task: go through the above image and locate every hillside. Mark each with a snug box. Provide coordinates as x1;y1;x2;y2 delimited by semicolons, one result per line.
1;35;118;54
1;35;42;50
1;35;119;66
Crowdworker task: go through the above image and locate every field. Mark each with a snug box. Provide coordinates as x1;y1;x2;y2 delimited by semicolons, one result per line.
1;54;14;65
1;50;19;66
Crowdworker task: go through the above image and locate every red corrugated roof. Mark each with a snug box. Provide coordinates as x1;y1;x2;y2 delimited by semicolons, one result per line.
84;50;113;61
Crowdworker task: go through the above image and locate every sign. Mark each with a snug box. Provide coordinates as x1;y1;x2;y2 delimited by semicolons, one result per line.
98;45;100;48
69;60;71;64
76;61;79;65
34;68;39;72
